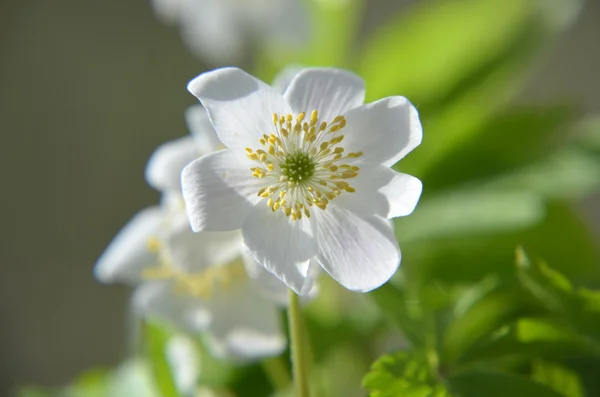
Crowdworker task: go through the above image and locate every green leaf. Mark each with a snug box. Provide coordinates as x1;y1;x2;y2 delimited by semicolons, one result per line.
516;248;572;312
485;148;600;200
573;116;600;154
532;361;585;397
368;283;427;347
363;351;452;397
516;248;600;343
396;188;544;243
359;0;582;175
448;371;563;397
143;322;182;397
460;318;600;364
442;290;533;363
359;0;535;104
423;106;575;192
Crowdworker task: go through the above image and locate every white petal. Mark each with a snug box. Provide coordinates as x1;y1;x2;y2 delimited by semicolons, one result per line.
241;248;289;306
284;68;365;122
341;96;422;166
243;249;319;306
165;335;200;396
166;228;243;273
334;165;422;218
380;172;423;218
203;281;286;361
248;0;309;50
132;282;211;332
313;206;400;292
185;105;222;153
187;67;290;151
181;150;263;231
145;136;200;193
94;207;164;284
179;0;244;64
242;205;317;295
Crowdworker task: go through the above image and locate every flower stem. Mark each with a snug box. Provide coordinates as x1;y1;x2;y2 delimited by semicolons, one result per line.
262;356;291;393
288;289;311;397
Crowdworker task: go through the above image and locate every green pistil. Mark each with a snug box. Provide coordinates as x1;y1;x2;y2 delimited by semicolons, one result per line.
280;151;315;184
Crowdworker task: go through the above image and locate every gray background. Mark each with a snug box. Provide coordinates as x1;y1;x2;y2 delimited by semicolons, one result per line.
0;0;598;393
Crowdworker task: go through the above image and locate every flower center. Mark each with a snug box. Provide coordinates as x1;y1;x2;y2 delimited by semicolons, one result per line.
245;110;362;221
143;238;245;299
280;150;316;183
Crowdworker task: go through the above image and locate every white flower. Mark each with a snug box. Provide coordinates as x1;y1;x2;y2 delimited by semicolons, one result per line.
95;103;299;360
151;0;308;64
181;67;423;294
166;334;201;396
95;201;290;361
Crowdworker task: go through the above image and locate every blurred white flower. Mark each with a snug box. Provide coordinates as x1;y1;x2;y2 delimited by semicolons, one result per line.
166;334;201;395
95;100;302;360
182;67;423;294
151;0;309;64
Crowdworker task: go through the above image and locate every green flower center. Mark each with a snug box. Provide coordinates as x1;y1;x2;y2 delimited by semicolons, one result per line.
280;151;316;184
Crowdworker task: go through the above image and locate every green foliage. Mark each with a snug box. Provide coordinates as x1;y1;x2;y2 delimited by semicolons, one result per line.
532;361;585;397
143;322;182;397
448;371;563;397
365;248;600;397
363;351;451;397
18;0;600;396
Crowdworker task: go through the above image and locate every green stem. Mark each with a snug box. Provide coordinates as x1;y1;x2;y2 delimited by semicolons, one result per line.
262;356;292;393
288;289;311;397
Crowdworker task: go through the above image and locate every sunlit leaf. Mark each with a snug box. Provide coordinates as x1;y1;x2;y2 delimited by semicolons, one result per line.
368;283;426;348
359;0;535;104
532;361;585;397
485;148;600;200
359;0;582;175
442;290;533;363
396;188;544;243
423;105;575;192
461;318;600;364
363;351;452;397
143;322;181;397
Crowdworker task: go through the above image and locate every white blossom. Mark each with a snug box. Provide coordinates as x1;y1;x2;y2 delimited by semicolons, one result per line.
95;102;299;360
150;0;308;64
182;67;423;294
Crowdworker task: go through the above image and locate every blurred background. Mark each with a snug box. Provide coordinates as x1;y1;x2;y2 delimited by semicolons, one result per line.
0;0;599;395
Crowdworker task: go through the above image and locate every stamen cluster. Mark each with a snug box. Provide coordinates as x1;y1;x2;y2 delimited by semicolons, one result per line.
143;239;245;299
245;110;362;220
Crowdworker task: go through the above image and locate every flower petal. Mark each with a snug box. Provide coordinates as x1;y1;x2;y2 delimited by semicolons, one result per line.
132;281;211;332
334;165;422;218
185;105;222;153
94;207;164;284
380;172;423;218
284;68;365;122
242;205;317;295
145;136;200;193
179;0;244;64
165;335;200;396
181;150;263;231
187;67;290;151
313;205;400;292
166;228;243;273
341;96;422;166
203;281;286;361
241;248;290;306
